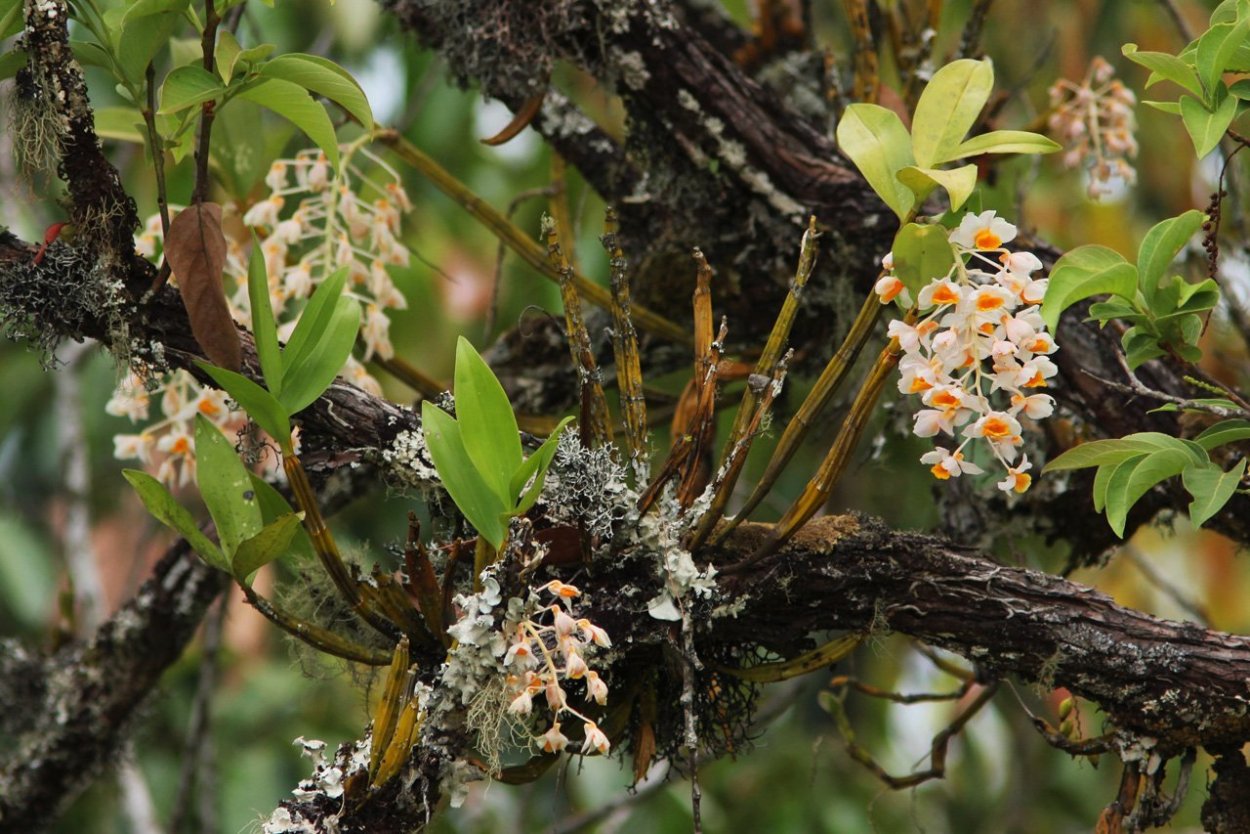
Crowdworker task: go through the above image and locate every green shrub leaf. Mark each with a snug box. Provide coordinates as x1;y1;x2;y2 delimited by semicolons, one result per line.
1179;91;1238;158
1184;458;1247;527
1122;43;1203;97
1137;210;1206;302
236;78;340;168
159;65;225;115
1040;245;1138;332
259;53;373;129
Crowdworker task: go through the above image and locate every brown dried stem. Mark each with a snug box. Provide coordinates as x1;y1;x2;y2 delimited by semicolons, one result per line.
827;681;1000;790
715;293;882;543
544;215;612;447
602;208;650;483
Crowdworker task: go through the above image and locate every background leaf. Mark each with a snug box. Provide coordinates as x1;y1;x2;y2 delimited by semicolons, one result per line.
236;78;341;168
1184;459;1247;527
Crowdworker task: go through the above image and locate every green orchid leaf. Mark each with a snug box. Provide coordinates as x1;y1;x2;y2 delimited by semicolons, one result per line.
950;130;1060;159
193;414;263;558
509;416;573;515
891;222;956;301
835;103;916;222
911;58;994;169
248;474;314;561
453;336;523;506
897;164;978;213
421;402;508;550
122;469;229;572
196;362;291;448
247;238;283;396
232;512;304;585
278;294;360;415
282;266;349;376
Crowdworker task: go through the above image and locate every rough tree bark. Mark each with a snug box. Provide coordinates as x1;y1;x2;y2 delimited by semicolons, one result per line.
3;0;1250;832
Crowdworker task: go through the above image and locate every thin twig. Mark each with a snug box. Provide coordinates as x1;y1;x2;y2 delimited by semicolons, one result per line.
143;61;172;293
486;184;558;342
169;595;227;834
379;133;692;345
1124;546;1209;626
1085;353;1250;419
1157;0;1194;44
190;0;220;205
956;0;995;59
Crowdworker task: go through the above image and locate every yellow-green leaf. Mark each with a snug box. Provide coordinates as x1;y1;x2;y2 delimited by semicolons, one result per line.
911;59;994;169
835;103;916;222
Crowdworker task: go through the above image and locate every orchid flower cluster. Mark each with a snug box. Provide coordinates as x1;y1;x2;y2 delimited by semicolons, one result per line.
112;146;413;487
1047;56;1138;200
875;211;1059;494
502;580;612;757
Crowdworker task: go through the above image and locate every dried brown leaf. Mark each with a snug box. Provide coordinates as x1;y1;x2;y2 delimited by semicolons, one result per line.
166;202;241;370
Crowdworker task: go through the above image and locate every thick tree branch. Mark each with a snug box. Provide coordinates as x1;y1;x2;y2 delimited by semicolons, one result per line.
0;542;225;831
